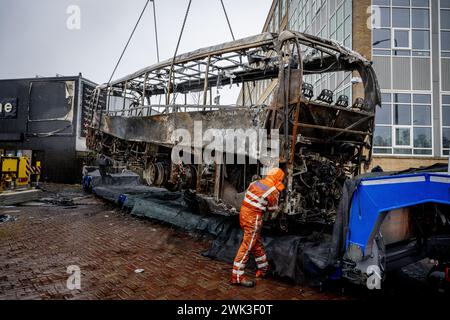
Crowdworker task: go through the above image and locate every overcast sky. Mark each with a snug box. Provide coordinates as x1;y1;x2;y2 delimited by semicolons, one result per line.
0;0;272;84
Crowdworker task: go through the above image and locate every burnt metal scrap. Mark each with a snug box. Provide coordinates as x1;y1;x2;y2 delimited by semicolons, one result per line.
86;31;381;228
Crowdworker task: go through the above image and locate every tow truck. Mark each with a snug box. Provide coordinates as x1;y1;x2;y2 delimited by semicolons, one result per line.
336;166;450;291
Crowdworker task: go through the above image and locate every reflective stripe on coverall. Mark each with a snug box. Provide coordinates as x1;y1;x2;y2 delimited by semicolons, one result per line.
231;179;280;283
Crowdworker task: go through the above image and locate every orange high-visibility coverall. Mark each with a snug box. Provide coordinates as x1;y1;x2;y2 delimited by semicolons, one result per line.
231;172;284;284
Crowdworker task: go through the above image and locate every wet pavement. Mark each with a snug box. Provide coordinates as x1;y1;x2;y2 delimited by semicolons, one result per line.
0;184;348;300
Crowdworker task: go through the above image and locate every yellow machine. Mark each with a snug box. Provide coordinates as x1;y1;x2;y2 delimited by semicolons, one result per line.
0;156;41;191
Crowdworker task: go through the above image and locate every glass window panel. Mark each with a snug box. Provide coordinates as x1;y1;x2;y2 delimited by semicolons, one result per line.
411;0;429;7
330;32;336;40
414;149;432;155
413;94;431;103
344;16;351;36
382;93;392;103
337;5;344;24
443;95;450;104
394;148;413;154
443;106;450;126
394;93;411;103
412;30;430;50
393;8;410;28
395;105;411;125
374;49;392;55
337;25;344;42
413;105;431;125
393;0;410;5
344;0;352;16
373;29;391;48
414;127;432;147
329;0;336;12
441;32;450;51
374;148;393;154
444;128;450;148
412;51;430;56
441;10;450;30
442;0;450;9
344;36;351;47
412;9;429;28
394;29;410;48
330;14;336;34
374;126;392;146
373;0;390;5
393;49;411;56
443;150;449;155
396;128;411;145
376;104;392;124
344;86;351;99
378;7;391;28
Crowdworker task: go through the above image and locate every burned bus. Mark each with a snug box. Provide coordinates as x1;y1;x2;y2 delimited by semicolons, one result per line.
86;30;381;229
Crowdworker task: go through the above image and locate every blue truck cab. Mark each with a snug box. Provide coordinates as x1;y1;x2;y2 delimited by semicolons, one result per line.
342;171;450;285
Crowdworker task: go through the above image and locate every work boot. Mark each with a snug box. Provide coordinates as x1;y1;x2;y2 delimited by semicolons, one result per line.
230;278;255;288
256;268;270;279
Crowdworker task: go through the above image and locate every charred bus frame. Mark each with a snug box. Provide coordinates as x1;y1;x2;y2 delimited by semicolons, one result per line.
86;31;381;227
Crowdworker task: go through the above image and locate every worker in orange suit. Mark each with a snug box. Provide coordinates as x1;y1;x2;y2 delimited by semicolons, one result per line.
230;167;285;287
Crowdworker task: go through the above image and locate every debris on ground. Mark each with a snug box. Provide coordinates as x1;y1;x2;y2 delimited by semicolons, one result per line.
2;210;20;214
39;196;75;207
0;214;16;224
0;189;43;206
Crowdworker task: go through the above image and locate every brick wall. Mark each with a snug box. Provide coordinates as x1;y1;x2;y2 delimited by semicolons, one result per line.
352;0;372;100
369;156;448;172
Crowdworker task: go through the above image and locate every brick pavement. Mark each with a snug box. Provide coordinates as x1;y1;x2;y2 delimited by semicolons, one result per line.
0;184;348;300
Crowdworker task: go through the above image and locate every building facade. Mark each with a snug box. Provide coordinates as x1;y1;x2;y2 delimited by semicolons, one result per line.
0;75;96;183
245;0;449;171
